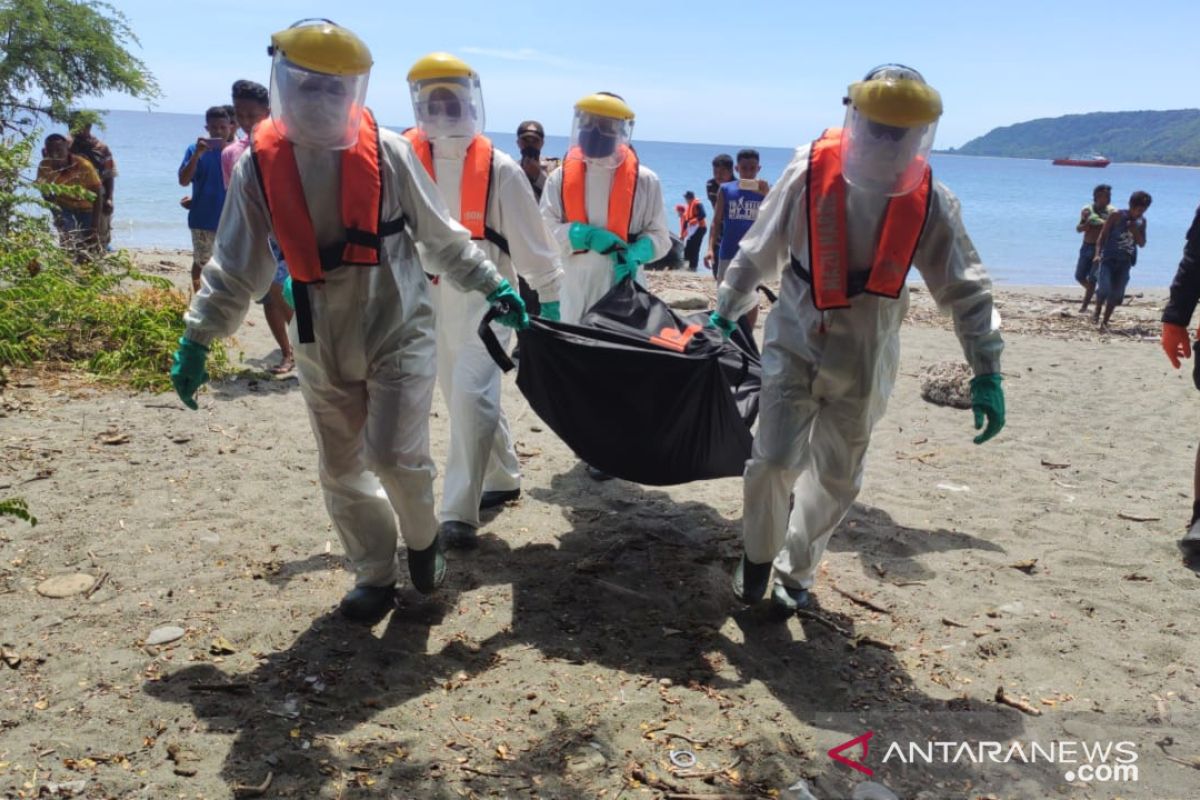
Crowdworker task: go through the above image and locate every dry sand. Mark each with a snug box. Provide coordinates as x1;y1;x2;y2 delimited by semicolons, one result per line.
1;253;1198;800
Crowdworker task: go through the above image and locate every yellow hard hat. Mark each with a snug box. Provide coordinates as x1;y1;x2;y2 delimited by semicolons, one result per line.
269;19;372;77
407;52;477;83
847;76;942;128
574;92;635;121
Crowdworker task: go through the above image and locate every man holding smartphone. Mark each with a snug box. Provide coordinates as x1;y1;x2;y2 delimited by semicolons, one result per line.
178;106;232;293
516;120;550;200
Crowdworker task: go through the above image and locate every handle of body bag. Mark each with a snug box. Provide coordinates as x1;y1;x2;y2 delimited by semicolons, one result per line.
477;305;516;373
756;284;778;304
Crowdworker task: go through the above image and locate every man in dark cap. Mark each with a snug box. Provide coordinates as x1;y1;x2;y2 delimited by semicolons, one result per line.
516;120;558;200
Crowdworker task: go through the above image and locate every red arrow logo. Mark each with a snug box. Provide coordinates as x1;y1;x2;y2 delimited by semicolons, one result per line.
827;731;874;776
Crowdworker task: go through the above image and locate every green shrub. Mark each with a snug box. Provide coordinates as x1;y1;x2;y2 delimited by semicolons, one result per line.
0;497;36;526
0;235;228;390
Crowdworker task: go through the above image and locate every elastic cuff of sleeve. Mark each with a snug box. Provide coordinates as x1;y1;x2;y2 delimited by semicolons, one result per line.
181;331;214;349
715;283;757;321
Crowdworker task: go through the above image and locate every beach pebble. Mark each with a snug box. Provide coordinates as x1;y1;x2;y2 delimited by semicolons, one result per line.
146;625;185;646
35;574;95;598
657;288;709;310
39;780;87;797
781;778;820;800
565;745;607;772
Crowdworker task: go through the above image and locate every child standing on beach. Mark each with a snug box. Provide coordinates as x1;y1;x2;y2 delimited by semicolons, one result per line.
1092;190;1151;329
1075;183;1114;312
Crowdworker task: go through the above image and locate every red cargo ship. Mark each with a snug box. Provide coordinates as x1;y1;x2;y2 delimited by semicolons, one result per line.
1052;153;1111;168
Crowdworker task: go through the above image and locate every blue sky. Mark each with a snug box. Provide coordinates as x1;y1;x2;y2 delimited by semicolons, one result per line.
100;0;1197;149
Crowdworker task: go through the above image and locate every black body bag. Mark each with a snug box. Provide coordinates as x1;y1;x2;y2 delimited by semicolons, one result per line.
478;278;761;485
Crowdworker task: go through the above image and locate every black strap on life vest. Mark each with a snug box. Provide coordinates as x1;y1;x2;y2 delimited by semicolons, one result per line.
484;225;510;256
290;215;408;344
789;253;869;298
344;215;408;249
292;280;315;344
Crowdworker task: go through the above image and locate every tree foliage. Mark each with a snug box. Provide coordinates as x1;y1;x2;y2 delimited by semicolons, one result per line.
0;1;213;391
952;110;1200;166
0;0;160;132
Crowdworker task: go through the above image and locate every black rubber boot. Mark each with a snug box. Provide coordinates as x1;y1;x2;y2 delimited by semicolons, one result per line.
769;580;812;616
439;520;479;550
586;465;613;482
407;535;447;594
338;585;396;624
479;489;520;511
731;555;772;605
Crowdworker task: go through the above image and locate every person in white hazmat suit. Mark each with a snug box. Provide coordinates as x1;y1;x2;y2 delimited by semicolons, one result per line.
709;65;1007;614
540;93;671;324
402;52;564;549
168;20;530;624
539;92;671;480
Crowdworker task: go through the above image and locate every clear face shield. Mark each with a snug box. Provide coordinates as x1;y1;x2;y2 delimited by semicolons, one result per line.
270;54;368;150
410;76;483;140
841;105;936;196
569;111;633;168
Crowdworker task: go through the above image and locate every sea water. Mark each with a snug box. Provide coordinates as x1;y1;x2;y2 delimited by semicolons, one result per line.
88;110;1199;288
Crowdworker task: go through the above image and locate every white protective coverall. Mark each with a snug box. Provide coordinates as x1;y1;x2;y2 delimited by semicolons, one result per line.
184;129;506;587
539;162;671;323
427;138;563;526
716;143;1004;589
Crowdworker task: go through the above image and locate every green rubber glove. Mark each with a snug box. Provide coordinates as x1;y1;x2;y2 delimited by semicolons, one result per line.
709;311;737;339
282;275;294;310
568;222;626;256
170;336;210;410
625;236;655;267
539;300;561;322
486;279;530;330
612;251;638;283
970;373;1005;445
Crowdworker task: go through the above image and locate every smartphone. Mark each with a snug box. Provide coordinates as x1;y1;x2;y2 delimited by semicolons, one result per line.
738;178;761;191
203;137;226;151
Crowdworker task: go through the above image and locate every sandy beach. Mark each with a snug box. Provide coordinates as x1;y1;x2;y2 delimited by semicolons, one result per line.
1;252;1198;800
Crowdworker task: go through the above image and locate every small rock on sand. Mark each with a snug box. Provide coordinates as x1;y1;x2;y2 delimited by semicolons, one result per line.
146;625;186;646
36;574;95;598
656;288;710;311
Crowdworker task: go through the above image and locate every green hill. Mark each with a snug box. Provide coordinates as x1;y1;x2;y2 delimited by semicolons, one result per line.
951;109;1200;166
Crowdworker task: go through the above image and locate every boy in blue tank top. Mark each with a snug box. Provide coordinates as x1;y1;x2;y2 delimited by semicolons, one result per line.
707;149;769;329
1092;190;1151;329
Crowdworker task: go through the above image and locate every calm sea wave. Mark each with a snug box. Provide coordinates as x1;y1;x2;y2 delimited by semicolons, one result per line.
89;110;1198;287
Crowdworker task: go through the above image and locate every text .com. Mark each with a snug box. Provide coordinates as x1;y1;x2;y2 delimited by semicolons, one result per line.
881;739;1139;783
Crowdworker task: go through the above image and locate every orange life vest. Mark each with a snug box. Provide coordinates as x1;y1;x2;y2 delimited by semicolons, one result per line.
684;197;706;231
561;145;638;243
802;127;932;310
251;108;406;285
402;129;508;254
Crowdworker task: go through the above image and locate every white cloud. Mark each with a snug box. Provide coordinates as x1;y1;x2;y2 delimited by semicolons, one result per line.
459;46;584;70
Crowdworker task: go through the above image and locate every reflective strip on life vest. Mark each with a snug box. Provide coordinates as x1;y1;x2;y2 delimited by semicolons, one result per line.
805;127;931;310
252;108;390;283
402;129;497;244
561;145;638;241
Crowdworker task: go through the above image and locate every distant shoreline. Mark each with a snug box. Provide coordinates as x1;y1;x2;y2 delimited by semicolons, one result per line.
935;151;1200;170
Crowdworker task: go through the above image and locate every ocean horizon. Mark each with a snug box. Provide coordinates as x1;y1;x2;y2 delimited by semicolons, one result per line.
65;110;1200;288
